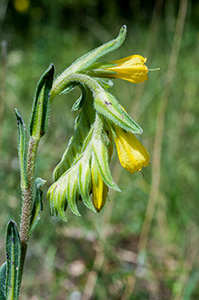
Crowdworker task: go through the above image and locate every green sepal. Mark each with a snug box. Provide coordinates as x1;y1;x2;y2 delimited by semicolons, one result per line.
29;64;54;139
92;134;120;192
14;108;27;190
5;221;21;300
29;178;46;236
83;62;117;76
94;90;143;134
0;263;7;300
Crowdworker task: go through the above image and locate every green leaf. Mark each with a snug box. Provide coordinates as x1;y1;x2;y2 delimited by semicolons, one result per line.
94;90;143;134
51;26;127;99
55;72;142;134
0;263;6;300
14;109;27;190
66;25;127;74
5;221;21;300
29;178;46;236
29;64;54;140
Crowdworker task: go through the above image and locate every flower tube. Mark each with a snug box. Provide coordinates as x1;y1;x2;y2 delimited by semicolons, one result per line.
105;55;148;84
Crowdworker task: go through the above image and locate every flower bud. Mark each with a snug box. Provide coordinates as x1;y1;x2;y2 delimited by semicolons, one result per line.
112;125;150;173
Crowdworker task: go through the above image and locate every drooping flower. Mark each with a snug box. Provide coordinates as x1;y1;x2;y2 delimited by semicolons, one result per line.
111;124;150;173
105;55;148;84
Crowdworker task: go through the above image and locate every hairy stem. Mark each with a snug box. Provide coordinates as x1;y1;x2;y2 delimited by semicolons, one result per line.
19;137;39;282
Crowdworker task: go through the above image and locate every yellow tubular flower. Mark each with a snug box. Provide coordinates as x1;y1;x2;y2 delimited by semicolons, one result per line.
106;55;148;83
91;168;108;212
113;125;150;173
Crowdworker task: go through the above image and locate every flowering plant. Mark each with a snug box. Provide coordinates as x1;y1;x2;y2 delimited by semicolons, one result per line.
0;25;151;299
48;25;149;219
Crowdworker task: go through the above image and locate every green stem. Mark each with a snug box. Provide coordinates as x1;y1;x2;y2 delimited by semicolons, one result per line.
51;73;102;101
19;137;39;283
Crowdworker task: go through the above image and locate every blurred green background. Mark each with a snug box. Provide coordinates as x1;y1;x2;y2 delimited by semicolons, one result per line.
0;0;199;299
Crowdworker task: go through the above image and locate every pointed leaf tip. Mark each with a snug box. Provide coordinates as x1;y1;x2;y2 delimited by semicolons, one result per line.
15;108;27;190
29;64;55;139
120;25;127;34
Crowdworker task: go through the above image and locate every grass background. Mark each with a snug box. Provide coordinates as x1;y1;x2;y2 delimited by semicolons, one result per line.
0;0;199;299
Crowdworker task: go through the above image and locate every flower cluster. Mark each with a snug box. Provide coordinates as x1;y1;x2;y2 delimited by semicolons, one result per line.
47;25;150;221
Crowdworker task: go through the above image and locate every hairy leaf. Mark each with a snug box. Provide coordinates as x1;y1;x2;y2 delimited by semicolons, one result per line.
5;221;21;300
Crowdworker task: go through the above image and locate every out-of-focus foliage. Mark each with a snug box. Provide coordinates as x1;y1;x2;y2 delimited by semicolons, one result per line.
0;0;199;299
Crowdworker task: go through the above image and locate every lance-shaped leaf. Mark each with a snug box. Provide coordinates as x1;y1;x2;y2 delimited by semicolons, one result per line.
29;178;46;236
29;64;54;140
94;89;143;134
0;262;6;300
51;26;127;99
5;221;21;300
14;108;27;190
71;25;127;72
